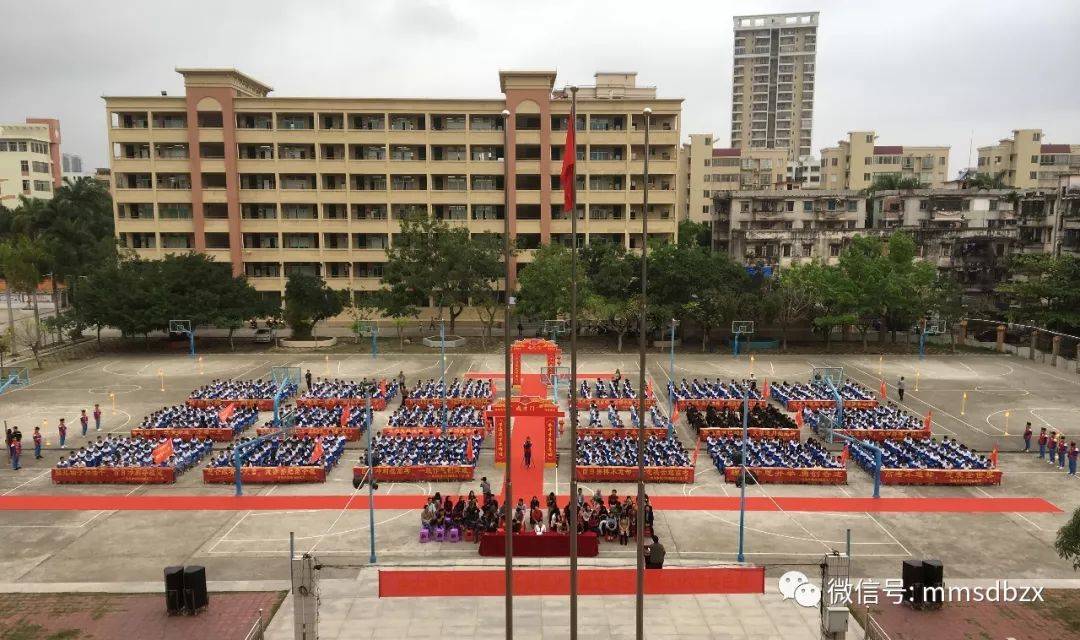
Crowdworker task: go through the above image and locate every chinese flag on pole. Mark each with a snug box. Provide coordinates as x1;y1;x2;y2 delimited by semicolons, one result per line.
466;436;474;462
152;439;173;465
309;438;324;464
763;379;770;399
879;379;887;399
560;97;576;212
990;446;999;468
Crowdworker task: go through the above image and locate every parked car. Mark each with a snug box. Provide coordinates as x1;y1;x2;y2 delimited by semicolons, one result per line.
254;328;275;344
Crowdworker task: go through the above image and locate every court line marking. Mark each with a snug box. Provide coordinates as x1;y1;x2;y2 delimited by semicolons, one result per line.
973;486;1044;532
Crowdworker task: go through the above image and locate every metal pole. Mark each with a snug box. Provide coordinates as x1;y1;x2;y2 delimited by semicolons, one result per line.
440;319;447;434
635;107;651;640
669;320;676;381
737;391;748;562
366;390;376;563
189;330;195;358
500;107;514;640
372;324;378;359
845;528;851;557
567;87;580;640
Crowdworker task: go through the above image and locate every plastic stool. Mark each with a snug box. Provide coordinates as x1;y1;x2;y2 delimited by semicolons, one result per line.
464;528;475;542
419;529;430;543
434;527;446;542
448;527;461;543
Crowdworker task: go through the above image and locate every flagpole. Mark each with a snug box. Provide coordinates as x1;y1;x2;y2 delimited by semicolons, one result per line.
500;106;514;639
567;86;580;640
635;106;652;640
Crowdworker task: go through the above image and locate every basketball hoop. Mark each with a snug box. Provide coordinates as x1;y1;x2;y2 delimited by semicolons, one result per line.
811;366;844;387
169;319;195;358
731;320;755;357
543;319;569;341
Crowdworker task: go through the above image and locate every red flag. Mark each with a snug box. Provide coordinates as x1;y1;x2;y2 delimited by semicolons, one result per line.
763;379;770;399
466;436;474;462
990;446;999;468
670;404;680;423
879;380;887;399
152;439;174;465
923;410;932;432
560;99;576;212
795;410;804;427
840;443;849;465
309;438;324;464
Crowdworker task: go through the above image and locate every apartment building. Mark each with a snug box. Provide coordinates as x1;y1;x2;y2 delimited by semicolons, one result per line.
731;12;818;159
976;128;1080;189
820;131;949;191
714;190;865;265
679;133;787;224
787;155;821;189
1055;175;1080;258
105;68;682;305
0;118;62;204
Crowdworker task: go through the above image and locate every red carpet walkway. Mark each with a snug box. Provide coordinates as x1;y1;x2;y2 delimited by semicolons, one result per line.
379;567;766;597
0;495;1060;513
502;373;547;504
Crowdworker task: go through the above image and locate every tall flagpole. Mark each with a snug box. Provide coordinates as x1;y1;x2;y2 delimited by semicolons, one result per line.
567;86;580;640
500;107;514;639
635;107;652;640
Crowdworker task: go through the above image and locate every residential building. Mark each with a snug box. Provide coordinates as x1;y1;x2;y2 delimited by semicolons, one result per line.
105;68;682;308
1055;175;1080;257
62;152;85;177
820;131;949;191
679;133;786;224
871;188;1018;296
787;155;821;189
714;190;865;265
976;128;1080;189
0;118;62;204
731;12;818;159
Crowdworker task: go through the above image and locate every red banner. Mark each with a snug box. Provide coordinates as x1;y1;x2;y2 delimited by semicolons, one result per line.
52;466;176;484
575;465;695;484
879;468;1002;486
697;428;800;441
379;427;484;438
202;466;326;484
405;397;491;409
578;428;669;439
576;398;657;411
784;399;878;411
296;397;387;411
674;399;767;411
218;402;237;423
367;465;475;482
131;427;235;442
255;426;363;441
187;398;273;411
831;428;926;442
723;467;847;485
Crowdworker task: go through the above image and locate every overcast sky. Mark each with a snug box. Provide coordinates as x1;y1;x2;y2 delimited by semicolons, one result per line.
2;0;1078;176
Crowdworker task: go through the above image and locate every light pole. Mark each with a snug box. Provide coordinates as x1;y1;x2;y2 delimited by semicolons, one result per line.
439;318;447;434
667;318;678;439
737;388;749;562
365;389;376;563
635;107;651;640
500;106;514;640
567;86;581;640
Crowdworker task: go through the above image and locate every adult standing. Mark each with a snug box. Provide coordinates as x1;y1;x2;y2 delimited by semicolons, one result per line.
897;376;906;401
305;369;313;392
644;534;666;569
32;426;42;459
523;436;533;469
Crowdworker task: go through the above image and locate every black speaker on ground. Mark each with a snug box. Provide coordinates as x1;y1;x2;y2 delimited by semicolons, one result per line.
164;565;185;615
183;565;209;613
902;560;923;603
922;559;944;607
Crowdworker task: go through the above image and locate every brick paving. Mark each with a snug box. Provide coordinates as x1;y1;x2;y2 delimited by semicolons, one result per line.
0;591;285;640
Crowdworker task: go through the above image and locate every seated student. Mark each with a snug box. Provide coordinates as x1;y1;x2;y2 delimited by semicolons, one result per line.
705;436;841;472
55;435;213;472
189;378;290;402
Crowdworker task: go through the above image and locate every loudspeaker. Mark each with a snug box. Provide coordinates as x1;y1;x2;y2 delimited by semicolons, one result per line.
901;560;923;603
183;565;209;612
164;565;185;614
922;559;943;587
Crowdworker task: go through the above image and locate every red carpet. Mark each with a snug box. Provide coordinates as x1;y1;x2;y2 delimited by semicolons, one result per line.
378;567;765;597
0;495;1059;513
503;373;547;504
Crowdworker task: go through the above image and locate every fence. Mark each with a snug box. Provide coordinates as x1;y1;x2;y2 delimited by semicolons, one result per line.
960;318;1080;373
860;606;892;640
242;608;265;640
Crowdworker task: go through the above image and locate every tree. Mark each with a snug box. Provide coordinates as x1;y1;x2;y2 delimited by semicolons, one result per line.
515;243;574;321
770;262;819;351
999;254;1080;333
373;286;421;349
585;294;640;352
0;237;45;356
930;274;965;352
283;273;346;340
677;219;712;248
867;174;922;194
958;169;1008;190
1056;506;1080;571
472;282;502;350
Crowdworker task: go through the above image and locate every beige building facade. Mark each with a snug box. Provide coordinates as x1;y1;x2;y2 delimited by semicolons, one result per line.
820;131;949;191
679;133;787;224
105;68;681;305
977;128;1080;189
0;118;62;205
731;12;818;159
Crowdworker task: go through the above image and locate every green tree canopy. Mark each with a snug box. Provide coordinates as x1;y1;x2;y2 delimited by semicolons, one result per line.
999;254;1080;332
283;272;346;339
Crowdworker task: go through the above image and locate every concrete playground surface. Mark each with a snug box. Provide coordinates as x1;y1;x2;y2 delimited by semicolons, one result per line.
1;349;1079;638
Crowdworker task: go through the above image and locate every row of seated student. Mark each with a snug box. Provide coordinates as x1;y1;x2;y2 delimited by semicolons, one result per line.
685;404;795;431
575;435;690;467
302;377;399;400
140;405;258;433
581;405;671;430
56;435;212;471
407;378;493;400
369;433;482;467
189;378;296;401
851;436;992;471
668;378;761;401
769;379;873;403
207;435;346;470
263;405;366;430
387;404;484;428
706;436;842;472
578;377;644;400
805;404;921;432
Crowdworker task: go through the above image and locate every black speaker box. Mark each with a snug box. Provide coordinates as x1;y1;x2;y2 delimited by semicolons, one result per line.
183;565;209;612
164;566;185;614
902;560;923;601
922;559;944;587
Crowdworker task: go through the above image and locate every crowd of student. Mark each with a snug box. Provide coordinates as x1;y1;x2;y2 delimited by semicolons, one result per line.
1033;426;1079;475
851;436;991;472
576;435;691;467
387;404;484;429
769;380;874;405
56;435;212;471
369;432;482;467
260;406;367;430
189;378;296;401
301;377;399;402
685;404;796;432
805;404;921;433
140;405;258;434
706;436;841;472
208;435;347;470
667;378;762;401
581;405;671;430
579;376;648;400
407;378;494;401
